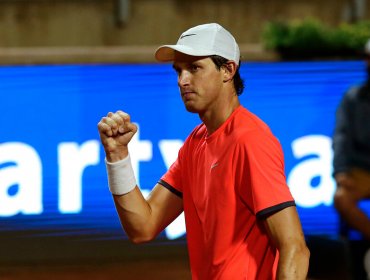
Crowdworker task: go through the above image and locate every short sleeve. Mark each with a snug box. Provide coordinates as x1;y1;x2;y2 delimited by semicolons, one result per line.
237;130;295;218
159;145;184;197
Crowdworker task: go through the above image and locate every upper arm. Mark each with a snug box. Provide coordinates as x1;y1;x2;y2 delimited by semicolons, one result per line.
264;206;306;249
334;90;356;142
264;206;310;279
333;92;354;172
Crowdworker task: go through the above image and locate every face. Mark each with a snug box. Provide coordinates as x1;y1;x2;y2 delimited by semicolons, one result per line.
172;53;225;113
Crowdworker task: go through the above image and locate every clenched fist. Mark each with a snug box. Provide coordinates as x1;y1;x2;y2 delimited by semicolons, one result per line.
97;110;137;162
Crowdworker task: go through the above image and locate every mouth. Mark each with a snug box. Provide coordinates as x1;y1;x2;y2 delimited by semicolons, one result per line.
181;91;196;98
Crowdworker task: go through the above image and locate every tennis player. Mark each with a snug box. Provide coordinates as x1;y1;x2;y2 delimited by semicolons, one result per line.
98;23;310;279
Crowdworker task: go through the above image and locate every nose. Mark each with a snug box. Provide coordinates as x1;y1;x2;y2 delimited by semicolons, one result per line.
178;70;190;87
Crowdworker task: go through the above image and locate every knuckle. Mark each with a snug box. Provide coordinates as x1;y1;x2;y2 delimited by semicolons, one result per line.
98;120;106;129
118;111;130;120
112;113;122;122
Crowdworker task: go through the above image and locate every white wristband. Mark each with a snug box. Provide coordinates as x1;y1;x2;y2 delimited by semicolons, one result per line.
105;154;137;195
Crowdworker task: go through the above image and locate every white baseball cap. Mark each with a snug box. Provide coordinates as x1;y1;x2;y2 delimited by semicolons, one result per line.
155;23;240;65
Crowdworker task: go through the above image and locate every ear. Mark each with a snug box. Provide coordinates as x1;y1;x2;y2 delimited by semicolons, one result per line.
222;61;237;82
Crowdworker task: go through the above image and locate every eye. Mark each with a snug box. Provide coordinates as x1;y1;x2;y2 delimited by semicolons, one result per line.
190;64;200;72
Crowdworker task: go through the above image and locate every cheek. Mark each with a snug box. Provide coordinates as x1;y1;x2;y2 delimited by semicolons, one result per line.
198;73;222;90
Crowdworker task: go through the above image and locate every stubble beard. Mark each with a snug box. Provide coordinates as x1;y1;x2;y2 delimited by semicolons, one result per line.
184;102;198;113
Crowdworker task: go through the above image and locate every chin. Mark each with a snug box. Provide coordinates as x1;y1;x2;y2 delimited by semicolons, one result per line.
184;104;200;113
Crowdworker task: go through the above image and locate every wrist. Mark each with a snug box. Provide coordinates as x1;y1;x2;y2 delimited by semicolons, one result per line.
105;147;129;163
105;154;137;195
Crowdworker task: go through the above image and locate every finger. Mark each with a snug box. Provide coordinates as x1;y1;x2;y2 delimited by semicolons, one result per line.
117;123;137;143
97;121;113;137
116;111;131;133
118;121;137;136
110;112;125;130
125;122;138;135
117;110;131;123
102;116;119;135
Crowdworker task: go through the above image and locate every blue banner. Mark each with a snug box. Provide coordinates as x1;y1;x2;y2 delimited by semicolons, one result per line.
0;61;368;243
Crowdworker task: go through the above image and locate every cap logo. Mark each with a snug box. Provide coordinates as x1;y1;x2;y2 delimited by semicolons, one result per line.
180;33;196;39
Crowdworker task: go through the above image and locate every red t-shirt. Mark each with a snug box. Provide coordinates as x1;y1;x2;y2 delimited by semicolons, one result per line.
159;106;295;280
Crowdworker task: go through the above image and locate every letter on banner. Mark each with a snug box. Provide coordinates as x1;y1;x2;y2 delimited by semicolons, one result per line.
288;135;336;208
58;140;100;213
0;142;43;216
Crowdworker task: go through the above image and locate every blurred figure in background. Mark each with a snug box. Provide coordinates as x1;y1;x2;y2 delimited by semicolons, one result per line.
333;39;370;241
332;38;370;279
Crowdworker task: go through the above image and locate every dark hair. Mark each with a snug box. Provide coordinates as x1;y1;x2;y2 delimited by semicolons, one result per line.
210;55;245;96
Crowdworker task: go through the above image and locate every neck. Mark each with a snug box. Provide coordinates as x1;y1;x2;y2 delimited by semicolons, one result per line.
200;94;240;135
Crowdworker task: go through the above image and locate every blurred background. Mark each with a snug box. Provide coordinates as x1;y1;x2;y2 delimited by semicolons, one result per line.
0;0;370;279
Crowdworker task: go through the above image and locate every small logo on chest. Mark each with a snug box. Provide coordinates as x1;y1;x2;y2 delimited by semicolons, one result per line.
210;162;219;170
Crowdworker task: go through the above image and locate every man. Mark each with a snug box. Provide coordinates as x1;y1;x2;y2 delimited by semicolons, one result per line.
333;39;370;241
98;23;309;279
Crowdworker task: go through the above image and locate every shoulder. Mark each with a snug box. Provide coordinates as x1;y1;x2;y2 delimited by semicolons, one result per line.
345;84;365;101
235;106;272;133
340;84;368;111
233;107;278;143
231;107;283;155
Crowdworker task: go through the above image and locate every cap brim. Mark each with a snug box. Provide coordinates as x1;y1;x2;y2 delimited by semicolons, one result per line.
155;45;215;62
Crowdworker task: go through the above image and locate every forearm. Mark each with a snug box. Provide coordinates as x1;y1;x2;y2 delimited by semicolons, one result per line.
106;152;157;243
113;183;184;243
277;244;310;280
113;187;157;243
